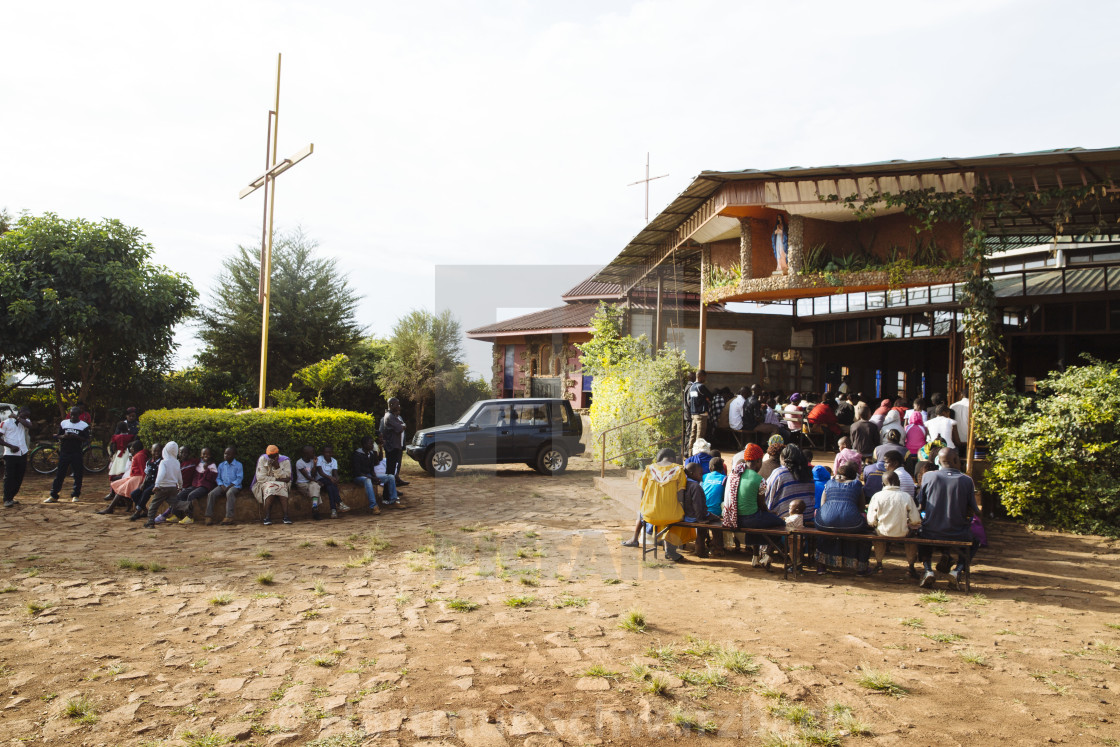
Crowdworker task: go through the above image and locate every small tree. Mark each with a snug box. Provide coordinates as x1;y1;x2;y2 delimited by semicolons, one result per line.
293;354;352;407
577;302;649;375
983;355;1120;536
377;309;465;427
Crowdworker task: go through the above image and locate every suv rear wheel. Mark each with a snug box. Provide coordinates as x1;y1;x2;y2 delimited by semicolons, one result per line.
426;445;459;477
534;444;568;475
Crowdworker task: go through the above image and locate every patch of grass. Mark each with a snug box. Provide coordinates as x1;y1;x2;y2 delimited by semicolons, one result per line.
643;560;670;569
603;577;621;585
368;530;391;552
518;575;539;587
995;628;1017;635
309;655;337;668
959;650;988;666
963;593;990;607
253;591;283;599
256;572;275;585
1092;640;1120;655
1030;671;1069;695
302;610;321;619
918;590;951;604
644;641;676;662
552;595;590;608
760;732;801;747
581;665;622;679
928;604;949;617
117;558;146;571
773;702;819;728
182;732;234;747
715;648;759;676
678;667;728;689
312;579;327;596
324;538;339;547
523;530;539;539
923;632;965;644
26;600;53;616
670;708;717;734
305;730;366;747
446;598;480;612
504;595;535;609
827;703;871;736
147;561;166;572
268;680;293;701
900;617;924;628
394;592;412;607
799;726;842;746
24;567;39;577
619;608;647;633
209;592;234;606
855;666;908;697
41;693;58;702
344;552;376;569
63;695;97;724
0;586;17;593
682;635;720;658
643;673;671;696
298;540;312;548
1105;622;1120;631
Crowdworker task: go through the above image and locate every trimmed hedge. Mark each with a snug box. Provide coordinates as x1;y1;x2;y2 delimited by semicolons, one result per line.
138;407;379;480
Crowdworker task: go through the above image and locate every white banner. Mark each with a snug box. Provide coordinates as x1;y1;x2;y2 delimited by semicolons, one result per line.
665;326;753;373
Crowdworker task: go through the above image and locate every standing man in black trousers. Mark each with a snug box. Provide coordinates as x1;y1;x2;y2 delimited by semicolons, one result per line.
46;406;90;503
379;398;410;487
1;406;32;507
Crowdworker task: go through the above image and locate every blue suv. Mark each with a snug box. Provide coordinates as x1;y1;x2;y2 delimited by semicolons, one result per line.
406;398;584;477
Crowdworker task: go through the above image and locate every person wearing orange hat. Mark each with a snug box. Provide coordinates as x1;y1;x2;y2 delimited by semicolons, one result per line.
252;445;292;525
723;441;784;568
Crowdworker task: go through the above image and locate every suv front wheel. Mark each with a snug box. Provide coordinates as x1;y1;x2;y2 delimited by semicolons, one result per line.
534;444;568;475
426;445;459;477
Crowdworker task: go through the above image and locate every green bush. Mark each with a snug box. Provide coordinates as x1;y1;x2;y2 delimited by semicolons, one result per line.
983;356;1120;536
138;407;379;480
581;303;690;469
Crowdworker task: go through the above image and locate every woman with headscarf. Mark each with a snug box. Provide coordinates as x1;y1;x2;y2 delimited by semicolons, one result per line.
880;409;904;444
764;444;817;521
253;445;293;525
870;399;892;428
724;443;784;568
684;438;713;474
904;411;928;456
814;460;873;575
758;435;785;481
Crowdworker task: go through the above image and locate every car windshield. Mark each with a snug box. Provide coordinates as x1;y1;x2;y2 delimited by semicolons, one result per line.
455;401;483;424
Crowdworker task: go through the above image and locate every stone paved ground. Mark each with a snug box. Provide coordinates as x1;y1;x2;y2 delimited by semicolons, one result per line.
1;454;1120;746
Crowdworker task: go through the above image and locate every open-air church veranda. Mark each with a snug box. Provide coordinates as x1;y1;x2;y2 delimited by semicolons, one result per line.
590;146;1120;402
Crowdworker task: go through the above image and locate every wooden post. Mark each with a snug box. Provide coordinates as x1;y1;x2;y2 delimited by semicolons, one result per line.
739;216;753;285
699;244;710;370
654;272;663;353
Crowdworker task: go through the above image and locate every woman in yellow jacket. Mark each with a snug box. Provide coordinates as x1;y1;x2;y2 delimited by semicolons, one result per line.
638;448;695;561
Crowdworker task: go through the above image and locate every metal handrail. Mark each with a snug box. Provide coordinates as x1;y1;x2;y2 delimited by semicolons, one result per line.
597;407;682;478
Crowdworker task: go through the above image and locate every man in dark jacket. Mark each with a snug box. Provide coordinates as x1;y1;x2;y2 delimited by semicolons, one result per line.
379;398;409;487
849;402;880;457
917;448;979;590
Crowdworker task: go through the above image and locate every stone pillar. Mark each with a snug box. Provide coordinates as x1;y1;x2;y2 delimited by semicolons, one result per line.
738;216;753;283
788;215;805;276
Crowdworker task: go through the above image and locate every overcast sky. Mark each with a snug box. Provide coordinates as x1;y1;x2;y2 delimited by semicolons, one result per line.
4;0;1118;377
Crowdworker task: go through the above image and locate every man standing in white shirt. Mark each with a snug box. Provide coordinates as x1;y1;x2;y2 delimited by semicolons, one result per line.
1;407;32;507
926;405;960;450
950;396;970;452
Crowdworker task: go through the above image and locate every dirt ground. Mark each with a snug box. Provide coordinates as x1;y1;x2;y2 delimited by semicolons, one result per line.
1;454;1119;747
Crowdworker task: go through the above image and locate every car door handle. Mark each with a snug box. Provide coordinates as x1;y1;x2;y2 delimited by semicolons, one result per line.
500;430;510;435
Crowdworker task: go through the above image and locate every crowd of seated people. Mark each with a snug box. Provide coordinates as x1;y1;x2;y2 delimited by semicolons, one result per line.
627;428;984;591
93;434;408;527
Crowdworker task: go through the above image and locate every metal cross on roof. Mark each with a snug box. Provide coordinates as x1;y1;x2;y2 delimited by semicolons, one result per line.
628;152;668;223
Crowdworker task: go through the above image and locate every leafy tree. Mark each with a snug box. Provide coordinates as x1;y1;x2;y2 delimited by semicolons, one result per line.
577;302;649;375
196;228;364;397
0;213;197;414
294;353;352;407
983;355;1120;536
376;309;466;428
332;337;392;414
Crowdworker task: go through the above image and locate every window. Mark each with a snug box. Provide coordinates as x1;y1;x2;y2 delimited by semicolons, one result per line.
513;403;548;426
841;366;850;377
471;404;509;427
897;372;907;397
549;402;570;427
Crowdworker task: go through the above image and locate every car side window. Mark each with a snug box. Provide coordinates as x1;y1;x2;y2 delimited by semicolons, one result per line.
471;405;502;427
549;402;569;427
513;404;548;426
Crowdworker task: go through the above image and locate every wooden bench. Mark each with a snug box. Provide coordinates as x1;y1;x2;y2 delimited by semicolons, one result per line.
642;521;792;580
639;521;975;591
791;527;974;592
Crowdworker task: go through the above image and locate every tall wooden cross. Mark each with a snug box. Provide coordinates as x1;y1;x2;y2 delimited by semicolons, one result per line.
238;53;314;409
627;152;668;223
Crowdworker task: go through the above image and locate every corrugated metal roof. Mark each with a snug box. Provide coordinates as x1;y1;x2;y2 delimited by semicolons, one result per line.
561;273;624;300
466;303;600;338
595;146;1120;293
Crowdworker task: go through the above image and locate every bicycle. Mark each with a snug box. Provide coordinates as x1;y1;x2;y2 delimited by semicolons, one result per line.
27;441;110;475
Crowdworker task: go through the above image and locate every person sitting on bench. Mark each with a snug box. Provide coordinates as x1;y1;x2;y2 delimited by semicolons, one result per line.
724;443;784;569
814;459;873;576
866;470;921;577
917;447;979;590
